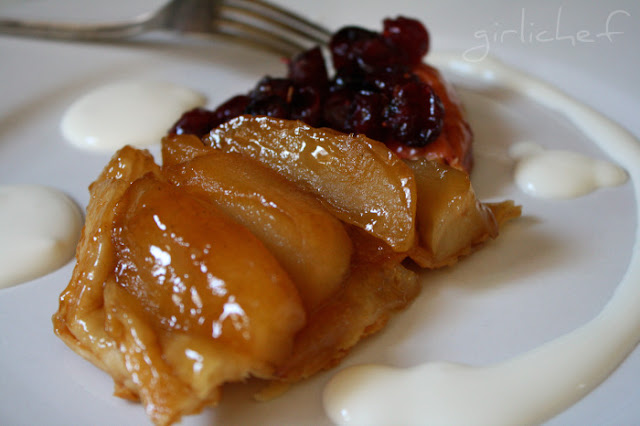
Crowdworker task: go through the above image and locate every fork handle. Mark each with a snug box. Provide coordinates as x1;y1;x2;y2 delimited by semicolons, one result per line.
0;18;150;41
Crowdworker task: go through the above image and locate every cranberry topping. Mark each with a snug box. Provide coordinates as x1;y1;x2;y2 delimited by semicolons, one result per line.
382;16;430;66
170;107;217;137
350;91;387;141
244;77;293;119
290;86;324;126
170;95;250;137
330;26;401;73
329;27;379;71
169;16;443;149
384;81;444;147
288;47;329;91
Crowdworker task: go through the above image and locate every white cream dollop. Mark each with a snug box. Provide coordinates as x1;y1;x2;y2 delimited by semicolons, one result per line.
510;141;628;199
0;185;83;289
61;80;206;152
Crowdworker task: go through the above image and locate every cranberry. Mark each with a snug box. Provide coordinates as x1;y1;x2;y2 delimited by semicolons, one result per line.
249;77;294;102
356;35;400;71
382;17;430;66
350;91;387;140
384;81;444;147
332;67;369;92
290;86;323;126
245;97;290;118
288;46;329;92
323;87;388;140
211;95;250;124
169;93;253;136
323;88;354;132
329;26;380;72
169;107;214;136
244;77;294;118
364;66;416;95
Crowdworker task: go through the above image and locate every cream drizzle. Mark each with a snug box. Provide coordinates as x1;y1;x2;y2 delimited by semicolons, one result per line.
323;54;640;425
61;80;206;152
510;141;628;199
0;185;83;289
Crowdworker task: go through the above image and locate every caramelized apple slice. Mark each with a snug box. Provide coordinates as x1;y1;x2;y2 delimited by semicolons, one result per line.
162;133;212;167
274;227;419;382
103;279;204;426
164;149;352;311
53;146;160;394
407;158;520;267
113;174;306;362
204;115;417;252
110;173;306;422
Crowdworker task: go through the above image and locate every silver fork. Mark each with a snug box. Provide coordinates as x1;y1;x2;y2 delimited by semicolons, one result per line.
0;0;332;55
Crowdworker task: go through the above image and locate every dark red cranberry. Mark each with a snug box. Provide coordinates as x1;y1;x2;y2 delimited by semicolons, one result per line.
211;95;250;124
329;26;380;72
364;66;416;95
245;77;294;118
290;86;323;126
288;46;329;93
331;67;369;91
351;91;388;140
245;96;290;118
356;35;401;71
382;17;430;65
169;107;219;137
249;77;294;102
383;80;444;147
323;88;355;133
168;94;252;137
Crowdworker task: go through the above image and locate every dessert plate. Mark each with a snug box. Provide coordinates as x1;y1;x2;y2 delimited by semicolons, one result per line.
1;0;638;424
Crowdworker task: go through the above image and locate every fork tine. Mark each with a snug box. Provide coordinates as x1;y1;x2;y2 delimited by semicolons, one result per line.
218;5;324;47
212;16;308;56
229;0;331;42
218;0;332;49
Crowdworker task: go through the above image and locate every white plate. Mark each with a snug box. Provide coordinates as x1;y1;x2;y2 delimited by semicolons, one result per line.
1;1;638;425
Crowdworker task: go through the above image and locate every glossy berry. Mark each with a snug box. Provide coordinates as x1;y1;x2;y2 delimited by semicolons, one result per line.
168;16;443;150
364;66;416;95
329;26;379;72
350;91;387;140
288;46;329;91
169;107;217;136
384;81;444;147
290;86;323;126
169;95;251;137
244;77;294;118
211;95;251;124
323;88;354;132
382;17;430;66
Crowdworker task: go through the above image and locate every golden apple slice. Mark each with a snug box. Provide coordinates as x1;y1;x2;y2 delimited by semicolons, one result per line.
407;158;520;267
162;133;212;167
274;227;419;383
103;279;203;426
107;173;308;423
204;115;417;252
53;146;160;393
163;149;352;312
113;174;306;363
